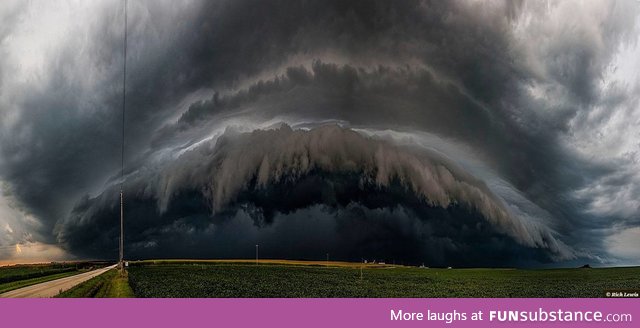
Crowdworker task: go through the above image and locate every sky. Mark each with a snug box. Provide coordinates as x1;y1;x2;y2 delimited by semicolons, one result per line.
0;0;639;267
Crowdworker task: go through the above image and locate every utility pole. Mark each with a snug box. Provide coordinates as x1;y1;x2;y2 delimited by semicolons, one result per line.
326;253;329;266
256;244;259;265
119;0;127;273
119;190;124;271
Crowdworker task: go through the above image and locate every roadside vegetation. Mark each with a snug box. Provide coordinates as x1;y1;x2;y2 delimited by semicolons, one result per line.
57;269;134;298
56;268;134;298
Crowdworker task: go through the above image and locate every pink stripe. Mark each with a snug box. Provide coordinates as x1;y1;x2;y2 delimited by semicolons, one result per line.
0;298;637;328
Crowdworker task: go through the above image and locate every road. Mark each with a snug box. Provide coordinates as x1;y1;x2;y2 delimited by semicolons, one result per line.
0;264;118;298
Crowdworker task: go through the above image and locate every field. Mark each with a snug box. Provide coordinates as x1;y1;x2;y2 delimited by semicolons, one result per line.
0;262;111;294
57;269;134;298
0;263;76;283
126;261;640;298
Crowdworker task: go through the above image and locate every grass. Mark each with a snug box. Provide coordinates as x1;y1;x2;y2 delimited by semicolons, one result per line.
126;262;640;298
57;269;134;298
0;271;80;294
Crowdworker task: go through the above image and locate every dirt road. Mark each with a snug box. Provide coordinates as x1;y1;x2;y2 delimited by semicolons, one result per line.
0;264;117;298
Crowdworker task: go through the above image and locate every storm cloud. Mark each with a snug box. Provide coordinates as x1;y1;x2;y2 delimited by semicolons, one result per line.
57;124;571;265
1;0;639;266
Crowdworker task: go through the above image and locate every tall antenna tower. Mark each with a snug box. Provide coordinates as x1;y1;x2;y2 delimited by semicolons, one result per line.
119;0;128;272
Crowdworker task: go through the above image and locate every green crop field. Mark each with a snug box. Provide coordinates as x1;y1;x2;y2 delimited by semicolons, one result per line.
0;263;76;283
126;262;640;298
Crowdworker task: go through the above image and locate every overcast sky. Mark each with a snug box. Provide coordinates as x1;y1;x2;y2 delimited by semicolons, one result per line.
0;0;639;266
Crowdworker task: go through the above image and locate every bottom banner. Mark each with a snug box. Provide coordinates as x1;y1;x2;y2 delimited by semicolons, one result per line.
0;298;637;328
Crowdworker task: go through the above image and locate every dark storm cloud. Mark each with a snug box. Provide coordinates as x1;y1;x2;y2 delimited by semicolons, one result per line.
151;57;629;254
1;0;638;264
65;201;556;267
57;125;571;265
